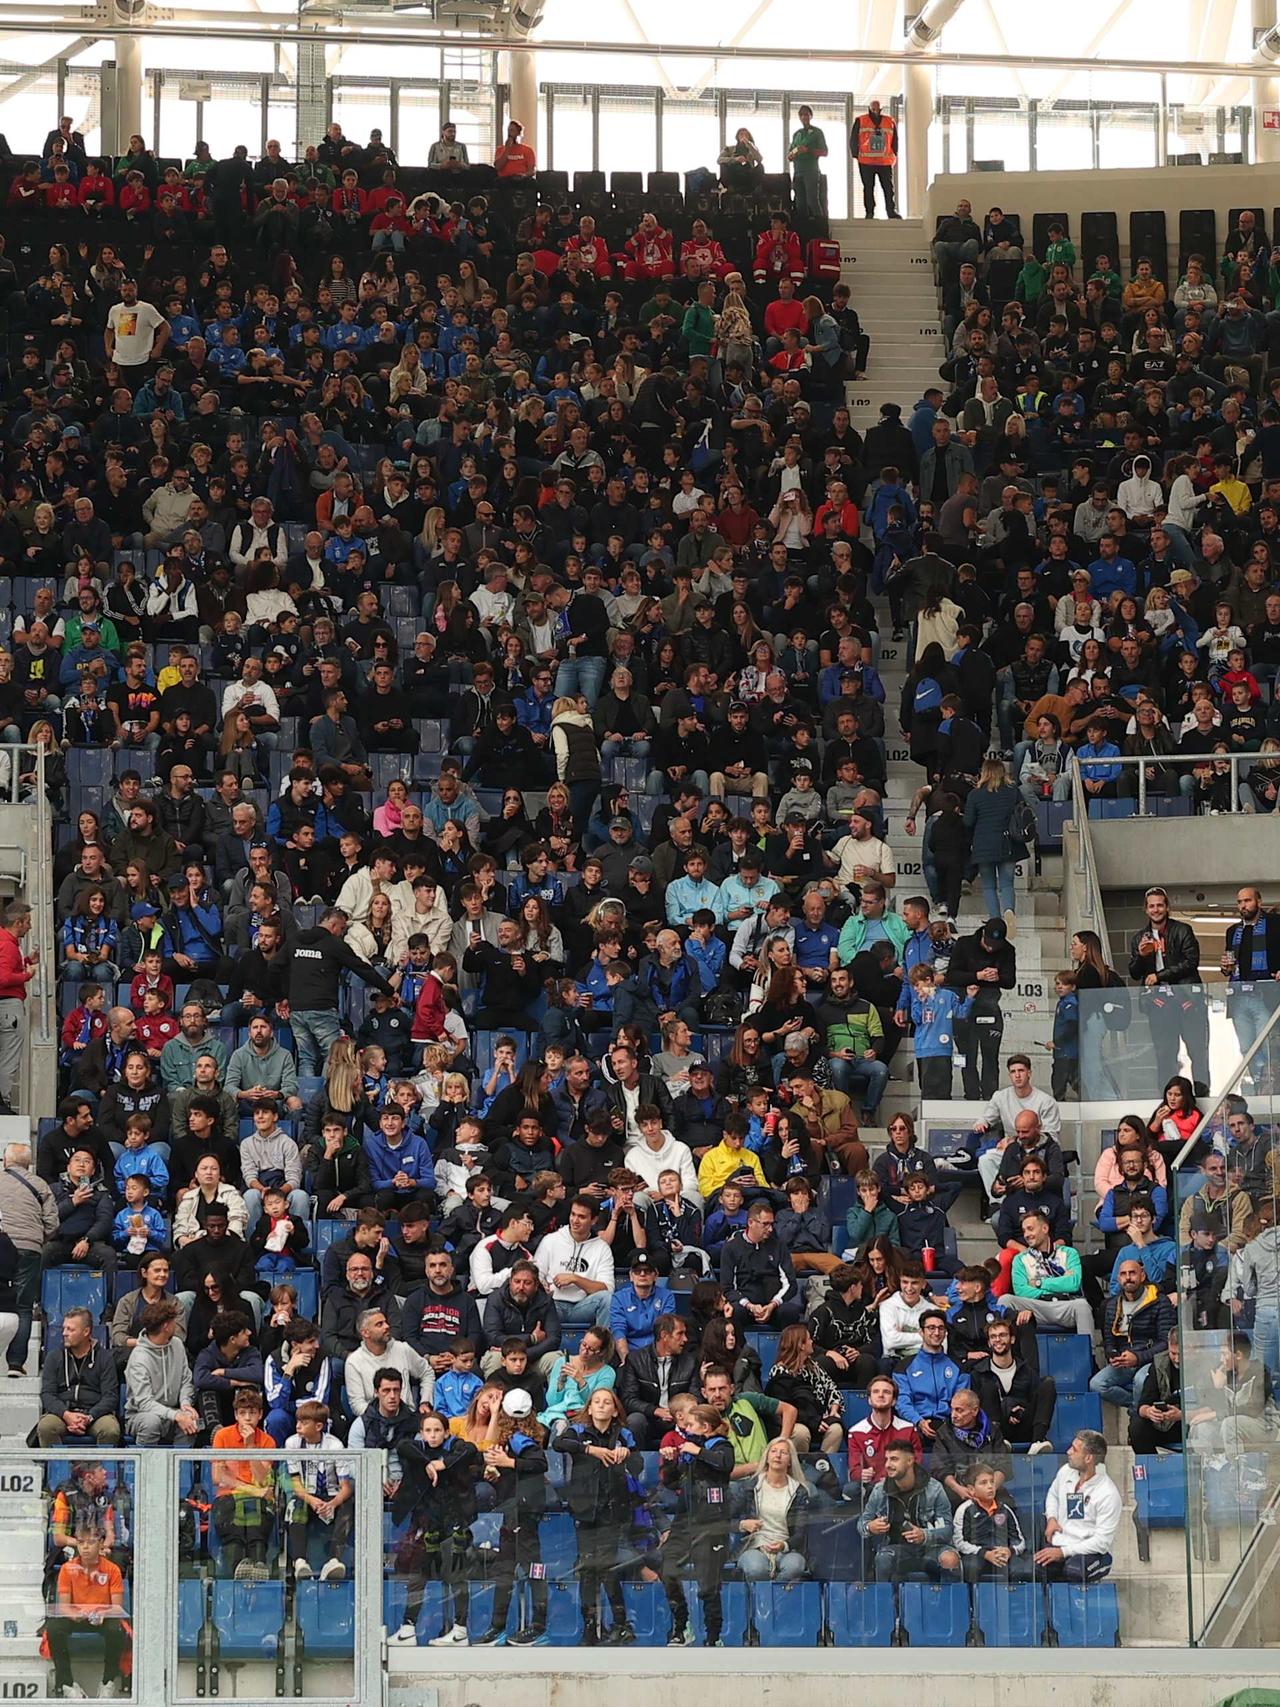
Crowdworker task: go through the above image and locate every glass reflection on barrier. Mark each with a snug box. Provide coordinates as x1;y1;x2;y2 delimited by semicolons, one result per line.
175;1442;357;1701
1079;983;1280;1105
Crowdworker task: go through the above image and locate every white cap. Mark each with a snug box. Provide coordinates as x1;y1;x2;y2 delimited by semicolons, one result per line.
502;1388;533;1419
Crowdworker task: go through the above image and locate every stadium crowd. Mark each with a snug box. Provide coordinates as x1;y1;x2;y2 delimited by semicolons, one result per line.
0;113;1277;1675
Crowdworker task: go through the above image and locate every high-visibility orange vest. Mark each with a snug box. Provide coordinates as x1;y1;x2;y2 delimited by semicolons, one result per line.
853;112;897;167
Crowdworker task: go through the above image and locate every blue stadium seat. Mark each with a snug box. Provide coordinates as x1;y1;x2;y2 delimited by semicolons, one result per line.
1046;1581;1120;1646
685;1580;747;1646
747;1330;779;1383
212;1581;285;1659
750;1581;823;1646
296;1580;355;1658
462;1581;518;1642
42;1268;107;1323
973;1582;1044;1646
313;1220;348;1261
546;1580;583;1644
821;1175;858;1225
292;1269;319;1318
621;1580;672;1645
826;1582;895;1646
803;1512;865;1583
538;1511;578;1576
841;1391;870;1427
1048;1394;1103;1453
638;1451;662;1488
177;1580;206;1656
1040;1334;1093;1395
1132;1454;1185;1562
899;1581;971;1645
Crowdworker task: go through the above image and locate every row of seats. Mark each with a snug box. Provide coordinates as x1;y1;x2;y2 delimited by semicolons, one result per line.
175;1574;1122;1654
949;205;1273;283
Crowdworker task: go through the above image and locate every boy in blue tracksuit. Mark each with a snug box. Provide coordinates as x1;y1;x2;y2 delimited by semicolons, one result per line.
903;963;974;1099
433;1338;483;1419
1049;970;1079;1100
363;1105;436;1212
112;1174;168;1266
113;1114;170;1203
685;910;727;998
896;1175;960;1276
702;1181;748;1263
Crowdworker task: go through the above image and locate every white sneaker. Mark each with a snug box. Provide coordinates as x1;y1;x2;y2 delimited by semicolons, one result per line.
233;1558;255;1581
293;1559;313;1580
428;1623;470;1647
390;1623;418;1645
1028;1440;1054;1455
57;1688;87;1701
319;1558;346;1582
97;1682;127;1699
1002;908;1017;940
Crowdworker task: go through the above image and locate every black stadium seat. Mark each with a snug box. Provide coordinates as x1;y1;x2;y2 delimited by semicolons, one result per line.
535;167;568;204
1080;211;1119;276
1228;205;1267;235
1031;210;1069;256
1128;210;1168;282
1178;207;1216;277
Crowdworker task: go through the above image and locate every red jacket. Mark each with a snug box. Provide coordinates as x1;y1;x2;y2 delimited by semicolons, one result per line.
61;1006;107;1053
564;233;613;279
0;928;32;1002
680;236;730;277
411;971;447;1042
625;225;673;268
753;229;804;282
77;175;115;207
846;1412;922;1480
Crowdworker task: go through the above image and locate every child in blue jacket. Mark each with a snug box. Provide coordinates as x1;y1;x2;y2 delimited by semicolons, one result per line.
112;1174;168;1265
363;1105;436;1212
433;1338;484;1419
113;1113;170;1204
904;963;974;1100
1049;969;1079;1100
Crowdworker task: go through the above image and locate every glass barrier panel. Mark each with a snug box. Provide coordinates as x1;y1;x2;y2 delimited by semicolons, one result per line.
0;1452;140;1702
173;1449;358;1702
1078;983;1280;1105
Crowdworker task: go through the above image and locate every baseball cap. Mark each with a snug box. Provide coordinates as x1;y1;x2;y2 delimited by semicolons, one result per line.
689;1060;714;1077
784;810;808;825
630;1251;659;1271
629;855;654;874
167;873;190;892
982;918;1008;942
130;901;156;920
502;1388;533;1419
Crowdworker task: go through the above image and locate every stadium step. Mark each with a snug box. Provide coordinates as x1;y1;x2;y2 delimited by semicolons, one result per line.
832;217;943;417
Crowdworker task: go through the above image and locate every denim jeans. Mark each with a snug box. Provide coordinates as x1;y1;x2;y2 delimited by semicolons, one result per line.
977;859;1016;916
555;1293;612;1328
10;1248;39;1370
244;1186;312;1237
600;736;652;765
554;656;606;707
828;1054;889;1114
1089;1362;1137;1409
291;1007;344;1076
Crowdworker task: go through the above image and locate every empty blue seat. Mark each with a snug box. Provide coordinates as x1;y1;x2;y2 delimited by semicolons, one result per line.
1040;1334;1093;1395
899;1581;971;1645
621;1580;671;1646
178;1580;206;1656
292;1269;319;1318
803;1512;865;1583
747;1330;779;1383
973;1582;1044;1646
212;1581;285;1659
545;1580;582;1644
42;1267;107;1323
313;1220;348;1261
538;1511;578;1576
841;1391;870;1427
1047;1581;1119;1646
750;1581;823;1646
685;1580;747;1647
1049;1393;1103;1453
1132;1454;1185;1562
296;1580;355;1658
462;1581;517;1642
826;1582;895;1646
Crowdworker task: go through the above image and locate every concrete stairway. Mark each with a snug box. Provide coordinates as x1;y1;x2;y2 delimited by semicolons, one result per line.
831;216;944;420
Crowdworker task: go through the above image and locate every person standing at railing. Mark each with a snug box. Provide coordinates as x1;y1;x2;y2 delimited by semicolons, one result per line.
0;900;36;1117
1127;885;1208;1095
1220;885;1280;1069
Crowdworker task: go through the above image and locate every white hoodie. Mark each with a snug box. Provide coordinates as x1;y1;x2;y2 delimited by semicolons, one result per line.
1044;1464;1122;1557
625;1129;701;1204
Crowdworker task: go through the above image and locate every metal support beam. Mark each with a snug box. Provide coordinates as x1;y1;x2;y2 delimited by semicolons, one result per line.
0;33;93;107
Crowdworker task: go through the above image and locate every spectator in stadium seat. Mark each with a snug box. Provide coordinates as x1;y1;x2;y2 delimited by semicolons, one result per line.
36;1307;122;1448
124;1298;201;1443
859;1439;961;1583
1036;1429;1121;1582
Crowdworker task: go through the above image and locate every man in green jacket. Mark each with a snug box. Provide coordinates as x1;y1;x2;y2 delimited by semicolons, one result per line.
787;105;827;221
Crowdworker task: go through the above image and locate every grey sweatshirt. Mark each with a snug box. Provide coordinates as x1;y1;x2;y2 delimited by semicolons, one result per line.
124;1332;195;1421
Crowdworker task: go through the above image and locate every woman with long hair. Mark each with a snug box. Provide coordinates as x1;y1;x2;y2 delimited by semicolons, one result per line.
62;885;119;986
736;1437;810;1584
1148;1074;1203;1163
963;756;1021;928
557;1386;639;1644
764;1324;845;1455
718;1021;771;1104
519;894;563;970
754;965;819;1069
486;1059;557;1144
482;787;536;866
301;1036;362;1143
1094;1112;1168;1196
216;708;262;785
1070;928;1126;1098
539;1326;617;1432
852;1235;904;1318
699;1315;763;1393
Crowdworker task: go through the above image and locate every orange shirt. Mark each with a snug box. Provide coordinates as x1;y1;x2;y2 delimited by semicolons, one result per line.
496;143;536;179
212;1423;277;1491
57;1556;124;1612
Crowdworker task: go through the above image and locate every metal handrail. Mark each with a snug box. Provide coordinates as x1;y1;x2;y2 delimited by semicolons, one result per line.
1068;755;1111;945
1075;748;1258;815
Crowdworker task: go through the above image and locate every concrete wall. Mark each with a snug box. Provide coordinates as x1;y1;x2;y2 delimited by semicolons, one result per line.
1089;814;1280;894
927;162;1280;264
390;1651;1276;1705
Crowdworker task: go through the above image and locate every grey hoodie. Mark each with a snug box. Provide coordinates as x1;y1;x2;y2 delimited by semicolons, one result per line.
124;1330;195;1423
